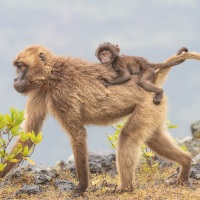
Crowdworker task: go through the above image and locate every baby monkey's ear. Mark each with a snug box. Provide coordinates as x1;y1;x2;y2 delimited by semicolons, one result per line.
116;45;120;53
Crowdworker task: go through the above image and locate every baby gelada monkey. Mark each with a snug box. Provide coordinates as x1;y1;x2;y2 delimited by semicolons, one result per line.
95;42;188;105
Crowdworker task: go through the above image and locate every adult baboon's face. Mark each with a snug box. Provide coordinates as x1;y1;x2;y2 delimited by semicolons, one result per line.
13;61;30;93
13;46;49;94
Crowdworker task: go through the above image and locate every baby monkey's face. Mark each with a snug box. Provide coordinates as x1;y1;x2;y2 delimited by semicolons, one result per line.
99;50;114;65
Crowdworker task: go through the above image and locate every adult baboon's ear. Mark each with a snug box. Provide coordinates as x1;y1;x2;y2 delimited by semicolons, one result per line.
116;45;120;53
39;52;46;65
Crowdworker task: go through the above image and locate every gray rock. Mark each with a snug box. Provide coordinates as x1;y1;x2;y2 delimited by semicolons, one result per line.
0;164;59;188
192;154;200;165
16;185;41;195
53;180;75;192
58;150;117;176
55;160;68;171
191;120;200;139
35;169;56;184
0;166;28;187
190;163;200;179
167;159;200;181
55;159;76;175
176;137;200;157
154;156;173;169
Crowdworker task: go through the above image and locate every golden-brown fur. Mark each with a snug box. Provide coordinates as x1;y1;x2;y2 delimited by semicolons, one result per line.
0;46;191;195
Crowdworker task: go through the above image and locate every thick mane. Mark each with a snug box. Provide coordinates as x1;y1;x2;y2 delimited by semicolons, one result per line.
53;56;116;82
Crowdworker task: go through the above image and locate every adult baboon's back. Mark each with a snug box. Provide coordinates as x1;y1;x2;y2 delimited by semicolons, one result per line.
0;46;191;195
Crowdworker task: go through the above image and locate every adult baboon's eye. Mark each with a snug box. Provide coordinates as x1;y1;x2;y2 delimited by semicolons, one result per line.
20;65;27;72
15;62;23;68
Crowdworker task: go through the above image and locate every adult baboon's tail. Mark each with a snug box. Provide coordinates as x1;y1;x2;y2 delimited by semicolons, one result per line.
155;50;200;87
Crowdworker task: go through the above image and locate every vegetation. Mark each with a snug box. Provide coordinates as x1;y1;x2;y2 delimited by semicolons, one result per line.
0;108;42;172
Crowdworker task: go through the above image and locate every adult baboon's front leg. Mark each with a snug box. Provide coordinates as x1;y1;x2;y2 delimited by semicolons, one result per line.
0;92;47;178
68;125;89;195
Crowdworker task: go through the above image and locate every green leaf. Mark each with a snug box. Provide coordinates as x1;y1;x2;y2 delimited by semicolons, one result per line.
17;143;23;149
0;163;7;171
20;132;30;142
10;107;17;120
22;145;29;157
13;110;25;126
30;132;36;143
9;159;19;163
141;145;147;150
144;152;154;157
30;132;42;144
168;125;179;129
0;114;4;122
180;145;188;152
0;150;7;158
13;144;23;155
1;139;7;145
152;162;159;168
23;157;36;165
0;114;6;129
11;126;20;136
5;153;15;161
5;114;12;124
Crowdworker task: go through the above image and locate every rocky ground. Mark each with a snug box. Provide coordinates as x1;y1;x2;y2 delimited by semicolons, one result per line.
1;120;200;199
0;149;200;199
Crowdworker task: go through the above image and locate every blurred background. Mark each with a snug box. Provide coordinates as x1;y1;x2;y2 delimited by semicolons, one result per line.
1;0;200;165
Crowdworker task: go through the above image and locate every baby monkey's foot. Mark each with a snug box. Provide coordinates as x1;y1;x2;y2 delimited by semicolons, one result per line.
153;93;163;105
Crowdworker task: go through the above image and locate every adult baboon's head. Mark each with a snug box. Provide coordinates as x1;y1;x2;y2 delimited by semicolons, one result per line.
13;46;52;94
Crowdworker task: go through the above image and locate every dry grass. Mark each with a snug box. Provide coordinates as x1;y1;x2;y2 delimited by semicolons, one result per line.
1;165;200;200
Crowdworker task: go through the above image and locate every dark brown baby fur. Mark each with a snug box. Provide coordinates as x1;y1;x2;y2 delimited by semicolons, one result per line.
96;42;188;105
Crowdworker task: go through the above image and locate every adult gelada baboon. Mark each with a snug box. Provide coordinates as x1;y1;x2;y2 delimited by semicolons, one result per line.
0;46;191;195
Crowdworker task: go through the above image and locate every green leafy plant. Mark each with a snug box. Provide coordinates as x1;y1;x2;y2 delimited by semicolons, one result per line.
140;144;159;172
106;120;126;150
0;108;42;172
166;120;178;129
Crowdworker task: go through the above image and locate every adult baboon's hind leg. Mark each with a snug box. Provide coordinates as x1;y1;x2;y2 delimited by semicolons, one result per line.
146;125;192;183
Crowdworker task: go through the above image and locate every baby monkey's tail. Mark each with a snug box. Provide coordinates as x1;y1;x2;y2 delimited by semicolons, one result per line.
153;47;188;70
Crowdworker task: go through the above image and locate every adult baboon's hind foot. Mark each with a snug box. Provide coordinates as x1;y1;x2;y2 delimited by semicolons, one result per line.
72;183;88;196
165;177;190;186
153;92;163;105
117;183;134;193
177;161;191;184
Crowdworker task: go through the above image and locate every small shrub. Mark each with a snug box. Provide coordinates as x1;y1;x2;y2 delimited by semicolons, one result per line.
0;107;42;172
